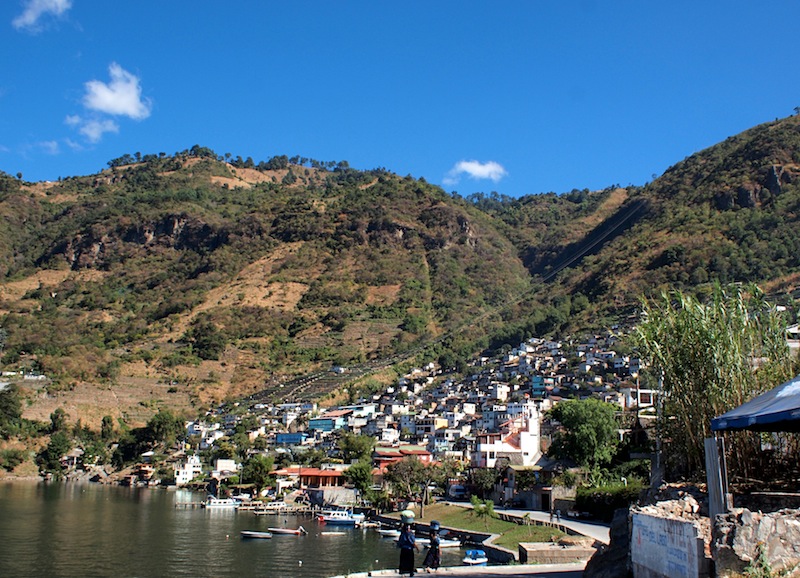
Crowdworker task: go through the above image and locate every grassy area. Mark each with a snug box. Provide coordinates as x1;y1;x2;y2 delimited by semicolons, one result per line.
491;524;565;550
386;503;565;551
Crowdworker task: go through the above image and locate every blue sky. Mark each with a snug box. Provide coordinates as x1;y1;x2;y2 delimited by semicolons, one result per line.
2;1;800;198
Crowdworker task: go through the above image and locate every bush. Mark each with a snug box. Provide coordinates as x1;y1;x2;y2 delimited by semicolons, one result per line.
575;481;644;521
0;448;26;471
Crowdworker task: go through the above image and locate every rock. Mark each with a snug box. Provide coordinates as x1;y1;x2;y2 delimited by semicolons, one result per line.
713;508;800;577
583;508;632;578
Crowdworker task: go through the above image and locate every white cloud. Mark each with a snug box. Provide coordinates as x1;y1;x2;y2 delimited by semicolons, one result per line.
83;63;152;119
12;0;71;31
66;114;118;142
64;138;82;151
39;140;60;155
443;160;508;187
66;63;151;143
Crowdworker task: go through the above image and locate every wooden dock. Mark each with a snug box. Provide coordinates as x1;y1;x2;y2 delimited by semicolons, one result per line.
175;501;205;508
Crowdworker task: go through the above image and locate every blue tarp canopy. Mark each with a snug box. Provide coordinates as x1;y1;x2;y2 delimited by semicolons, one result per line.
711;375;800;432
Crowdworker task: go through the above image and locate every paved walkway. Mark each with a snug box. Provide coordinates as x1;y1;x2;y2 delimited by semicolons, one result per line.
333;503;608;577
329;561;586;578
491;507;610;545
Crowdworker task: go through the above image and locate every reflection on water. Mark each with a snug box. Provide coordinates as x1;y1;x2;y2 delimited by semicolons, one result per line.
0;482;467;577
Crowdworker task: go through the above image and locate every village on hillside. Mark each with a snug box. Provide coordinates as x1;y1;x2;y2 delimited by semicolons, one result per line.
79;328;652;513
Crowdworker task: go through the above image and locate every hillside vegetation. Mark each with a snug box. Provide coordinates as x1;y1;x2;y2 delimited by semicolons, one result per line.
2;115;800;425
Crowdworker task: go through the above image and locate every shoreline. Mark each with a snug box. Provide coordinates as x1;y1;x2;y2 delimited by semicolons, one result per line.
0;475;43;483
328;562;587;577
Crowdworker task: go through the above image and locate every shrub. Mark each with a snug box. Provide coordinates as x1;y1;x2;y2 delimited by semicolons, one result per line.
575;481;644;521
0;448;26;471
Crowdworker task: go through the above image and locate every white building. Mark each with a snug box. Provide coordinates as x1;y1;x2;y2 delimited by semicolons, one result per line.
174;454;203;486
471;401;541;468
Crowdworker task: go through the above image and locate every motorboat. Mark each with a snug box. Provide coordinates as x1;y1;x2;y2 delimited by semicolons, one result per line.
417;537;462;548
317;508;365;526
394;536;461;548
377;528;401;538
240;530;273;539
267;526;307;535
463;549;488;566
203;495;240;509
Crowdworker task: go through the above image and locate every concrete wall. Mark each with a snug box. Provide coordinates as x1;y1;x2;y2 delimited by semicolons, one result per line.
519;542;596;564
630;512;709;578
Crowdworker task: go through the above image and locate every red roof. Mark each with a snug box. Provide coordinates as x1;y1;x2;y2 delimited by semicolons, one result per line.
321;409;353;418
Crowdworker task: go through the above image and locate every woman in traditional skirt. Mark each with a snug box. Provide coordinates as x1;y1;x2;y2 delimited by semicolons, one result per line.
397;522;419;575
422;521;441;573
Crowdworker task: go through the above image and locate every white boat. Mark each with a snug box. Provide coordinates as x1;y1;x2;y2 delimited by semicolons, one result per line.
318;509;365;526
267;526;307;535
463;549;488;566
417;537;462;548
394;536;461;548
377;528;400;538
240;530;273;539
203;495;240;509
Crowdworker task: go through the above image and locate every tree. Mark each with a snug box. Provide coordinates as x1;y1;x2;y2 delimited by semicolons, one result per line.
101;415;115;440
470;495;497;529
384;456;444;517
469;467;498;499
50;408;68;434
211;440;237;461
385;456;425;499
0;384;22;438
185;321;226;361
632;283;795;479
146;410;184;446
515;469;540;491
37;431;72;476
336;432;375;463
549;398;619;469
241;455;275;494
344;459;374;496
297;447;327;468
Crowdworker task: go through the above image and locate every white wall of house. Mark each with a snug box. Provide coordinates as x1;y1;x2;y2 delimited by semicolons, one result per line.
174;454;203;486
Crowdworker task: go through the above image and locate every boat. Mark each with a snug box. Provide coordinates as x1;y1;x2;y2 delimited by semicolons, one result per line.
317;509;365;526
360;521;380;528
267;526;307;535
377;528;400;538
463;549;488;566
394;536;461;548
203;495;240;509
240;530;273;539
419;537;462;548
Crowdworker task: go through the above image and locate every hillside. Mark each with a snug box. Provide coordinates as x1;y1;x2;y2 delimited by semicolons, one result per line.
2;114;800;427
0;151;531;424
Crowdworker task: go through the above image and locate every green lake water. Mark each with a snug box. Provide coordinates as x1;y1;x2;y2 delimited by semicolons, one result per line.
0;481;469;577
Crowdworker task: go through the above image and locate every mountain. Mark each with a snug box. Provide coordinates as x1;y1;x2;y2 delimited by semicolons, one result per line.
1;115;800;425
0;151;531;423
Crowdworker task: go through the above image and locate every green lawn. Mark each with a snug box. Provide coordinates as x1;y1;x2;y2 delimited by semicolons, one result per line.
386;503;565;551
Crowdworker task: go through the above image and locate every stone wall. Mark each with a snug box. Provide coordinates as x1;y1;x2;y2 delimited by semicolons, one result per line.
584;485;800;578
519;536;596;564
713;508;800;577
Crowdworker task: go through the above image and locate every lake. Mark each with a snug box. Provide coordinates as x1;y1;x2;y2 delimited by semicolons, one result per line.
0;481;469;577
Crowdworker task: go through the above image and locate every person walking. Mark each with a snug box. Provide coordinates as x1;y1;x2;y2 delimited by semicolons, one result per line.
397;511;419;576
398;522;419;576
422;521;441;573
